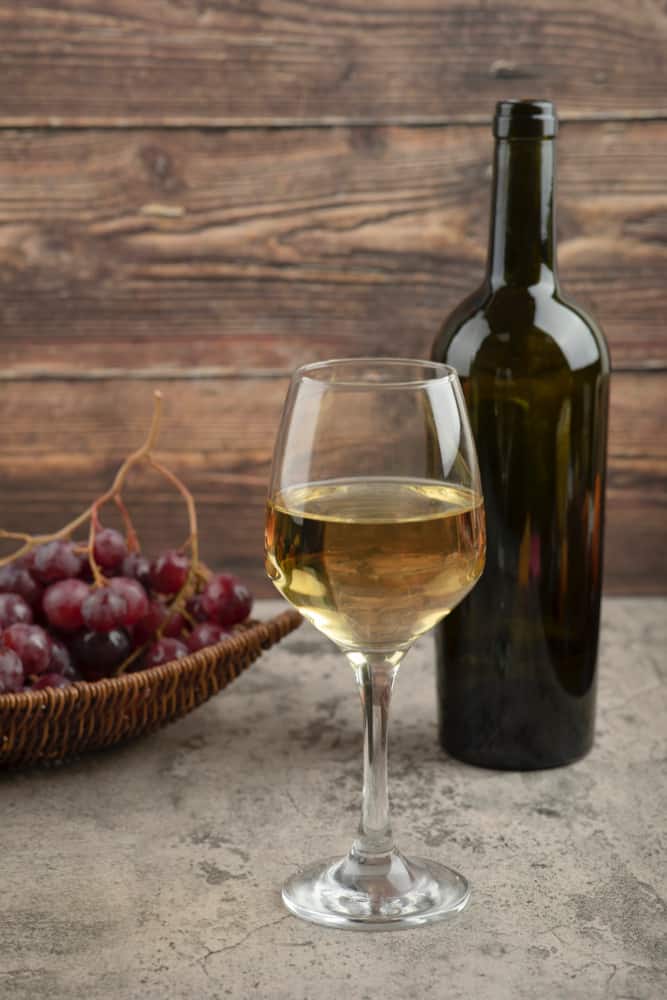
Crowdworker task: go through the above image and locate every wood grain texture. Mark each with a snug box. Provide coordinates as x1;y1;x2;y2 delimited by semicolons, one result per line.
1;121;665;373
0;1;665;124
1;0;665;594
0;374;663;595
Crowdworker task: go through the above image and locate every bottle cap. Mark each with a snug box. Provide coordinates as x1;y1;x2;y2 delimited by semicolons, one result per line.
493;100;558;138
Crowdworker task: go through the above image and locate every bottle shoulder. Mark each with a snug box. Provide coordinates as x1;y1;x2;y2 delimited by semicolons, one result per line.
434;282;610;377
555;289;611;371
432;285;489;369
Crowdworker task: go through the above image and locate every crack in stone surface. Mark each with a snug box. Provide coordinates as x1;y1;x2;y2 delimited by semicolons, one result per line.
197;914;291;976
285;788;308;821
604;963;619;996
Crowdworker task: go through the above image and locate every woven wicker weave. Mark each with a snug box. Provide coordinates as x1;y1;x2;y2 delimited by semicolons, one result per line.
0;608;301;768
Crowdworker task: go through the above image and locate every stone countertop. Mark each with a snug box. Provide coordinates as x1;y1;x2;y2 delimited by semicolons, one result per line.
2;598;666;1000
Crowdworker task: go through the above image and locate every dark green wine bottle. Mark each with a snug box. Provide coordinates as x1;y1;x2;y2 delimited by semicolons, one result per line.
432;100;610;770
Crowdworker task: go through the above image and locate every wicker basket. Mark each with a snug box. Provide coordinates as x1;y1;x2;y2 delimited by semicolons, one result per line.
0;608;301;768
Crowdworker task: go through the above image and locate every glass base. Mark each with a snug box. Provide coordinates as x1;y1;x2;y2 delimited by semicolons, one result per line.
282;848;470;930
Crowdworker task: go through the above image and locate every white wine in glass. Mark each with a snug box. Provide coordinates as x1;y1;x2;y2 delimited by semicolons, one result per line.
266;478;484;652
265;359;486;930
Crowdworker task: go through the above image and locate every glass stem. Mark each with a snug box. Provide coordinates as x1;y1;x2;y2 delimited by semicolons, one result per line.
351;654;400;860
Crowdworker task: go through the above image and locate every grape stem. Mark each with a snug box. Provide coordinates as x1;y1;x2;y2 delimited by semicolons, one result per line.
115;456;202;677
0;392;165;569
114;494;141;554
148;456;199;602
114;641;149;677
143;458;199;626
0;390;206;676
87;507;106;588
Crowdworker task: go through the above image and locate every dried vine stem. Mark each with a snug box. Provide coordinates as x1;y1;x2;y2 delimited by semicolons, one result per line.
87;508;106;587
114;456;201;676
149;456;199;596
114;494;140;554
0;391;214;679
1;397;163;560
0;390;200;606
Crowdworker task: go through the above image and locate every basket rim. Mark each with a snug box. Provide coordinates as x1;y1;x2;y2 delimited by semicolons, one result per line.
0;608;302;710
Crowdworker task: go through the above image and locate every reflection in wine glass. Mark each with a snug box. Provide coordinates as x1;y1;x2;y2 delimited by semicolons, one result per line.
265;358;486;930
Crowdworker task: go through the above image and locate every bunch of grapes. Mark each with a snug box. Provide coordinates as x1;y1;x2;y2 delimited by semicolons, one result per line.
0;394;253;695
0;535;252;693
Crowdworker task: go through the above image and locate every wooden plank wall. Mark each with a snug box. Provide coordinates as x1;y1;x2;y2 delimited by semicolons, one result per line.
0;1;665;595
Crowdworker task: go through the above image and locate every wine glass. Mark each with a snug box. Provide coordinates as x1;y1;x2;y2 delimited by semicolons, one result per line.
264;358;486;930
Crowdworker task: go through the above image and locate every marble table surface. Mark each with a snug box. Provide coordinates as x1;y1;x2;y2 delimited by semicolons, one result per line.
2;598;666;1000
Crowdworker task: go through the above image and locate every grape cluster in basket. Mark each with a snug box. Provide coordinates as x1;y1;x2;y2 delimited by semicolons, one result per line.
0;533;252;694
0;393;252;695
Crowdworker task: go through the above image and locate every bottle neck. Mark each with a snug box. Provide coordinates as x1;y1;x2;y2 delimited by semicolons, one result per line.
487;137;558;290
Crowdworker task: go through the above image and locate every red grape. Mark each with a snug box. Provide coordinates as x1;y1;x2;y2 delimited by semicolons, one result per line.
150;550;189;595
186;622;231;653
32;672;71;691
49;637;78;679
93;528;127;570
0;563;43;608
0;646;24;692
121;552;151;588
32;541;83;583
201;574;252;627
132;599;165;646
186;595;207;622
43;579;89;631
3;623;52;674
0;593;33;628
162;609;187;638
82;587;127;632
145;638;189;668
0;565;20;591
132;599;187;645
69;628;132;681
109;577;149;625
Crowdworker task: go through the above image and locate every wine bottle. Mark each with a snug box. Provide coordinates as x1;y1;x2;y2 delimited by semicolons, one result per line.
432;100;610;769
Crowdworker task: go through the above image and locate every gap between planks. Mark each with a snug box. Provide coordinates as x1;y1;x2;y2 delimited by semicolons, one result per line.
0;362;664;383
0;112;666;132
0;368;287;382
